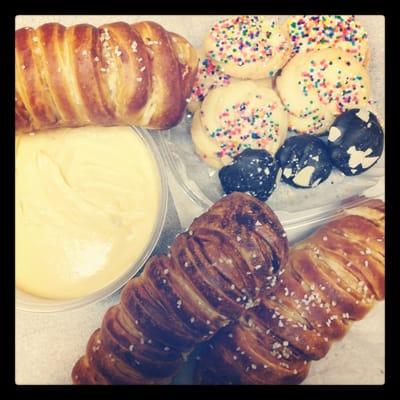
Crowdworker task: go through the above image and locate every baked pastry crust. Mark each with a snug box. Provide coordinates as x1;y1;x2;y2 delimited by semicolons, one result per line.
195;199;385;384
72;192;289;384
15;21;198;133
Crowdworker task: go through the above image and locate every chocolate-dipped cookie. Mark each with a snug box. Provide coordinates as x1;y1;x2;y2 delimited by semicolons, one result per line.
218;149;280;201
276;135;332;188
327;109;384;176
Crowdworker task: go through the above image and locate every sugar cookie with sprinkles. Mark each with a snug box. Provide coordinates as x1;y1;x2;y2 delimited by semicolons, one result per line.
187;49;273;113
276;48;371;135
203;16;291;80
285;15;369;66
187;49;237;113
191;80;288;169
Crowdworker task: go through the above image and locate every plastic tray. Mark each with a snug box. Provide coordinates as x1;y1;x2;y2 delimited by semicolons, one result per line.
157;14;385;233
157;114;384;232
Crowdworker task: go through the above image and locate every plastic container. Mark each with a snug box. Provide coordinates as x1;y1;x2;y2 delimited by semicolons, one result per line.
158;113;384;234
16;126;168;313
156;13;385;236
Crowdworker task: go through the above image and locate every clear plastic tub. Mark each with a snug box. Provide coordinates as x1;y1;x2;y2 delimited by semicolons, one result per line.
158;113;384;232
156;13;385;235
16;126;168;313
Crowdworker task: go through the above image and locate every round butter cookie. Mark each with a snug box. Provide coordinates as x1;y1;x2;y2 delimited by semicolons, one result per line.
203;16;291;80
285;15;369;66
276;48;371;134
191;80;288;169
187;49;273;113
187;49;237;113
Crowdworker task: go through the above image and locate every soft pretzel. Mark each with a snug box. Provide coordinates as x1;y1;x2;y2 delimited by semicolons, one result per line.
15;21;198;133
195;199;385;384
71;192;289;384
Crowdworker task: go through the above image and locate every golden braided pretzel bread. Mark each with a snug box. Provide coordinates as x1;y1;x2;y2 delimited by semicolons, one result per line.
71;192;289;384
195;199;384;384
15;21;198;133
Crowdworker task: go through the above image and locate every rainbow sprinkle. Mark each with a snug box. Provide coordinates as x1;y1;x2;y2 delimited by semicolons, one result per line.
189;57;232;104
206;16;289;70
284;51;369;133
297;56;366;115
287;15;368;64
205;99;282;159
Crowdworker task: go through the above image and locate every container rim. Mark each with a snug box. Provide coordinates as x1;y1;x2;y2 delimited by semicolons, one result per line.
157;129;384;232
16;126;168;313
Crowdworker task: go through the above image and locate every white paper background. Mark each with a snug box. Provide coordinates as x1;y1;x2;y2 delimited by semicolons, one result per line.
15;15;385;385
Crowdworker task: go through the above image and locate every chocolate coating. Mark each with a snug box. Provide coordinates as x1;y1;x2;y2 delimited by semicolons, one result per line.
219;149;279;201
327;109;384;176
276;135;332;188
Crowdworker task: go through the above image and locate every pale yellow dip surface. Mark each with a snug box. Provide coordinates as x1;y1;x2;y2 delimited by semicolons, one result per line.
16;126;161;299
